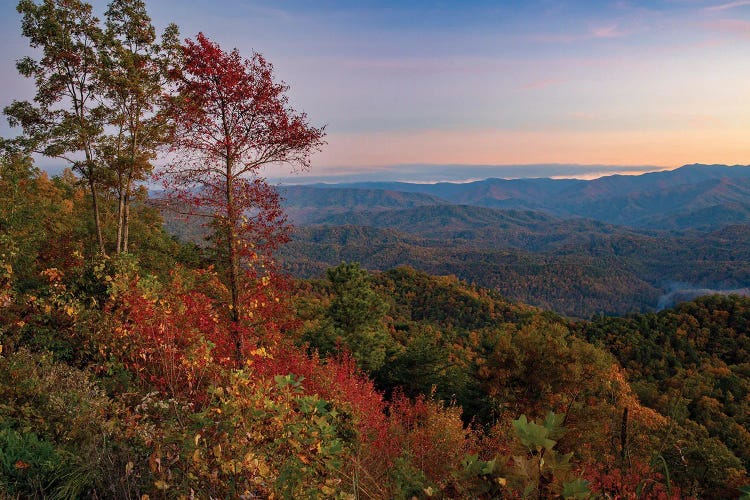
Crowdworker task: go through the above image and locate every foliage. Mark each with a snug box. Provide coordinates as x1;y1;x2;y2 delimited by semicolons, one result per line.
98;0;175;254
138;371;350;498
2;1;750;498
158;32;324;363
579;295;750;494
0;349;146;498
304;262;394;372
507;412;589;499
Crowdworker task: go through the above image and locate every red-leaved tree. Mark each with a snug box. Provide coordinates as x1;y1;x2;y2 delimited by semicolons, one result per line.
160;33;325;363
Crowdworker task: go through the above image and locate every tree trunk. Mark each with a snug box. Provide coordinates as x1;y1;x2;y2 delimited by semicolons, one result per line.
225;163;242;364
116;179;125;254
123;124;139;254
620;406;629;463
123;171;133;253
123;196;130;253
89;174;107;257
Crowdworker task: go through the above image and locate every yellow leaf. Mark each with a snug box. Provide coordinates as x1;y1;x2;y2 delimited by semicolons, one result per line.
154;480;169;490
257;460;270;476
194;433;201;446
213;444;222;458
125;461;134;476
250;347;272;359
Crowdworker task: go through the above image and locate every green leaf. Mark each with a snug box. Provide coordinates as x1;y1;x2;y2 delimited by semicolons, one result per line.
513;414;556;451
562;478;590;499
543;411;566;439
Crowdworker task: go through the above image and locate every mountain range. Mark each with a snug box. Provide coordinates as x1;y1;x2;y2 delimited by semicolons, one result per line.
274;164;750;317
281;164;750;230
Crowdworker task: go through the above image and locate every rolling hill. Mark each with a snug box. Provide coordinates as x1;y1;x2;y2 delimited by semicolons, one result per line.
278;204;750;317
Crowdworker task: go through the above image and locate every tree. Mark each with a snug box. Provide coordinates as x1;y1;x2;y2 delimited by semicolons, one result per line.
5;0;108;255
305;262;393;372
99;0;176;254
161;33;325;362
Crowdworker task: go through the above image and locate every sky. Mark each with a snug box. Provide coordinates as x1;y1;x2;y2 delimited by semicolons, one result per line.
1;0;749;182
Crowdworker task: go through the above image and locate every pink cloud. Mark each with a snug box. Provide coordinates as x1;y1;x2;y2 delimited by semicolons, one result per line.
706;1;750;12
519;78;565;90
705;18;750;37
591;24;626;38
528;23;629;44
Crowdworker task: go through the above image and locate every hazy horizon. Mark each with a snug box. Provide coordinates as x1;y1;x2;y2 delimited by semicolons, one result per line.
266;163;669;185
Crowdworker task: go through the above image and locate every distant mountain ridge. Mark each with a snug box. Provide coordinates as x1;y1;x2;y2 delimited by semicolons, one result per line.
281;164;750;230
272;165;750;316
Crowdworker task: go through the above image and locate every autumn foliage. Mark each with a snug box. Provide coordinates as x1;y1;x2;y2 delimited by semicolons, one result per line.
2;0;750;499
158;32;324;364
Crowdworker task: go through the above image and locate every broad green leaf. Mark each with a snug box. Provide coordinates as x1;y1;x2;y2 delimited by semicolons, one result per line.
562;478;591;499
543;411;566;439
513;415;556;451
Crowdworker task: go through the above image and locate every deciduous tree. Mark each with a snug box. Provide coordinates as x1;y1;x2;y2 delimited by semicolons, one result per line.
160;33;325;362
99;0;176;254
5;0;108;255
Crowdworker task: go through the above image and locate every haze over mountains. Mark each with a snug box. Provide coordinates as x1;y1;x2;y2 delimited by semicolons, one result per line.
275;164;750;317
282;164;750;230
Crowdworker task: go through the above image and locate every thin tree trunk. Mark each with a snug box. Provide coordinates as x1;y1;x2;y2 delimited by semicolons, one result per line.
123;122;139;254
87;168;107;257
123;194;130;253
123;170;133;253
620;407;629;463
116;177;125;254
226;163;242;364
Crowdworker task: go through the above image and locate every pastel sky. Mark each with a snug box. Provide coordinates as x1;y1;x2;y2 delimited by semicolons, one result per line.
1;0;750;180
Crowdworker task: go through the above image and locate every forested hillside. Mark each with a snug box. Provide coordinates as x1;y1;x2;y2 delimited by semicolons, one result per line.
5;152;748;498
277;207;750;317
4;152;750;497
578;296;750;483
